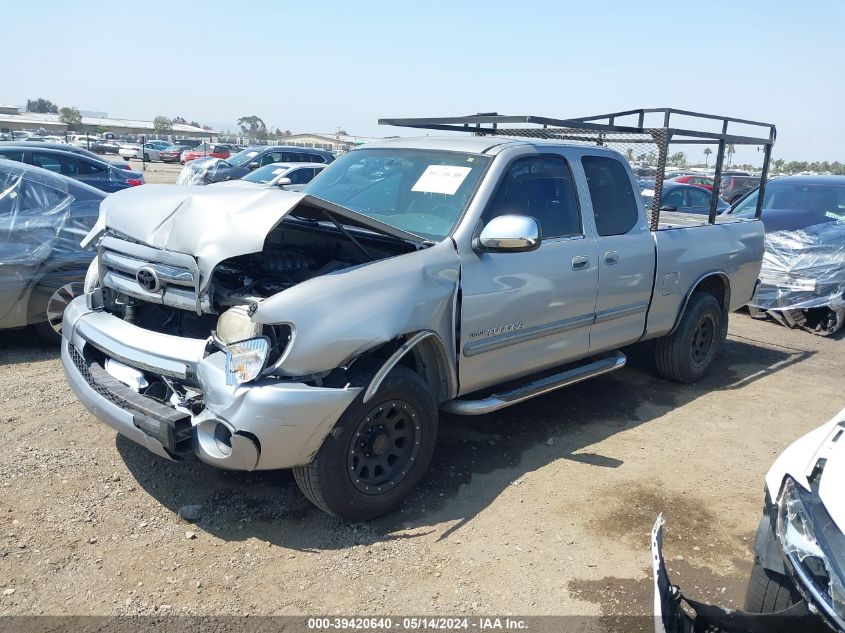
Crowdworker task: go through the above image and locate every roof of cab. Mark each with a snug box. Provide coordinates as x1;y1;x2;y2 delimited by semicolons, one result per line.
357;135;626;158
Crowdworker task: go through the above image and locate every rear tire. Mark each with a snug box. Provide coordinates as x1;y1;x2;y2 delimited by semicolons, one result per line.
744;560;802;613
143;153;150;162
293;366;438;520
654;291;724;383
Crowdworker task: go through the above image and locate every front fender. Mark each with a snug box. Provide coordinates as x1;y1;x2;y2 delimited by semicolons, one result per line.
253;240;460;377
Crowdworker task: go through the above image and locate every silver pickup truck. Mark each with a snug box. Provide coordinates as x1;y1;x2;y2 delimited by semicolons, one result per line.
60;109;774;519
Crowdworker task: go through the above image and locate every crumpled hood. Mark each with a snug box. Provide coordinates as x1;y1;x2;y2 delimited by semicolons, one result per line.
82;184;424;284
766;405;845;533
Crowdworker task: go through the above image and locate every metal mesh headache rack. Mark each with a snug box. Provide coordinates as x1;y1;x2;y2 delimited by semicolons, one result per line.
379;108;776;230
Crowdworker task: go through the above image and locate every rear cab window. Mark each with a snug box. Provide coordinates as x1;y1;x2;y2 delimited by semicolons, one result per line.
581;155;640;236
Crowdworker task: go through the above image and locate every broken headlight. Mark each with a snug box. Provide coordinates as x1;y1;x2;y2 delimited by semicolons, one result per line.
224;337;270;386
216;305;261;345
777;477;845;624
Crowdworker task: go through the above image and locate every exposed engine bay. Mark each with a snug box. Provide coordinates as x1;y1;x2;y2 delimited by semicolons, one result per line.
99;218;418;338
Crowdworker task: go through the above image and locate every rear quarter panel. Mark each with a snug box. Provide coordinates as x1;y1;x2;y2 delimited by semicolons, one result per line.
644;219;764;338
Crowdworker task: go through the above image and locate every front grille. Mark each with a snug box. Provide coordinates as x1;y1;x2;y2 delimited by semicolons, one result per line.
69;343;194;456
69;344;125;407
98;235;208;314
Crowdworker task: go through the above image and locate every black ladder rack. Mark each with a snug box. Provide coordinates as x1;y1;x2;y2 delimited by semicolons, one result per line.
379;108;776;228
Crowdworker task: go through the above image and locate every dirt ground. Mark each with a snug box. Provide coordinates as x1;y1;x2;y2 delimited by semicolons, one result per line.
126;159;183;184
1;308;842;626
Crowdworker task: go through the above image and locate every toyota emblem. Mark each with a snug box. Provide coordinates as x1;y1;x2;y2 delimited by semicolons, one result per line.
136;266;161;293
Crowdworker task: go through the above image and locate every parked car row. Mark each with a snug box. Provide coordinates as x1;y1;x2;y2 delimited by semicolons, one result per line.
176;145;335;184
0;146;144;192
0;140;133;170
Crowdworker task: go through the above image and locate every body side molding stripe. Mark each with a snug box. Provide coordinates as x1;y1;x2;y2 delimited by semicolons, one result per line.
463;301;649;357
463;314;594;357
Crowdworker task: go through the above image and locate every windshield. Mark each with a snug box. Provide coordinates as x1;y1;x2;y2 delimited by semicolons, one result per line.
733;182;845;221
243;164;287;184
227;149;261;167
303;148;491;240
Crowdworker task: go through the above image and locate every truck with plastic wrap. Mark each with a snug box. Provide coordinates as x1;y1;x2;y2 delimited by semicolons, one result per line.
59;109;776;519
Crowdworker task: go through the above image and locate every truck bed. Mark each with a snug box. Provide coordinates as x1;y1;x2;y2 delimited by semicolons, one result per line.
644;217;765;338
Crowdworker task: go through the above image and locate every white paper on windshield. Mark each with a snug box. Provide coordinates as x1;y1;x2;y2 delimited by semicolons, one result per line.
272;168;285;175
412;165;472;195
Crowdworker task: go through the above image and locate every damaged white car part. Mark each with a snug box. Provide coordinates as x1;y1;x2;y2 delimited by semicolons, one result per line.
62;109;773;520
653;406;845;633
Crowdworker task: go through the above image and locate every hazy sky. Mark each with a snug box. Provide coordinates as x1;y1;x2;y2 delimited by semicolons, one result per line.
6;0;843;165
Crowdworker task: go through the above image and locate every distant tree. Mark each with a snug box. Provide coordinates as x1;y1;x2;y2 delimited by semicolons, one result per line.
237;115;268;140
669;151;686;166
59;107;82;130
189;120;200;128
26;98;59;114
726;144;736;167
153;116;173;134
173;116;187;125
95;125;109;136
284;129;291;137
703;147;712;167
337;129;348;136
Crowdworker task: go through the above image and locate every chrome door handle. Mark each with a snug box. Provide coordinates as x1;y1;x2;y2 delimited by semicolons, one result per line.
571;255;590;270
604;251;620;265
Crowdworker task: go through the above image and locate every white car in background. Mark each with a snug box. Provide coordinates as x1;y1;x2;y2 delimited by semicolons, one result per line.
210;162;326;190
69;135;100;148
654;406;845;632
118;142;167;162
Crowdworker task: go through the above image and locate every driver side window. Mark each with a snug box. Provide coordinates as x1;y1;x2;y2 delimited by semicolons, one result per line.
482;155;582;239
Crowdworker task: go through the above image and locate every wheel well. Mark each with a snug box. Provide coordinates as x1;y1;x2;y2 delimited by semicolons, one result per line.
357;334;455;403
671;273;731;335
694;274;730;312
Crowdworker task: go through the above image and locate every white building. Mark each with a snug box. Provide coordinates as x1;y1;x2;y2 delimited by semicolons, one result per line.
0;105;215;139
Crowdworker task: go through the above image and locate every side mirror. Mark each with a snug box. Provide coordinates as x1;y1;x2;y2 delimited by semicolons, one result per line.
248;161;259;170
275;177;292;188
474;215;541;253
660;204;678;212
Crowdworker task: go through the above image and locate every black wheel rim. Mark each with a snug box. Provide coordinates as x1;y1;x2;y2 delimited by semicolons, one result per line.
690;314;715;369
47;282;84;335
347;399;422;495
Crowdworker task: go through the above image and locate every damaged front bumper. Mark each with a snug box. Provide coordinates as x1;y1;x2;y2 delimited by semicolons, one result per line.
652;516;828;633
61;294;360;470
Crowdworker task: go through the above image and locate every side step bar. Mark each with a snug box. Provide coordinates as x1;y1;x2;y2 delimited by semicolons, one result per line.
441;351;626;416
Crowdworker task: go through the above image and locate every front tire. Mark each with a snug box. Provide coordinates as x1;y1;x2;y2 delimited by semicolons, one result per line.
744;560;802;613
654;291;724;383
293;366;438;520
